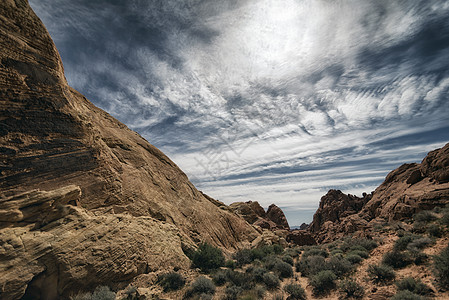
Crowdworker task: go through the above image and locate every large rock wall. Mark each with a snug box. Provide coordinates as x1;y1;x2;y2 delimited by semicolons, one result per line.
0;1;259;298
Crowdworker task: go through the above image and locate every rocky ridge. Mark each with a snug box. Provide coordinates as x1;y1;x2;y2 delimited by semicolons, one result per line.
310;142;449;243
0;1;259;299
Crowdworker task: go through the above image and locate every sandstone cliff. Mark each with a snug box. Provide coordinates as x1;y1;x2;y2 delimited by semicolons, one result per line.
0;1;259;299
310;143;449;243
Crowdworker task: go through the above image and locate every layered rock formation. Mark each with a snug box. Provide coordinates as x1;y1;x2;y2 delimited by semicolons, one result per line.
0;1;259;298
229;201;289;230
310;143;449;243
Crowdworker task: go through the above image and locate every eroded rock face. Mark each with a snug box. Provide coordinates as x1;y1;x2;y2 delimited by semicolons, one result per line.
229;201;290;231
286;230;316;246
267;204;290;230
310;143;449;243
0;1;259;298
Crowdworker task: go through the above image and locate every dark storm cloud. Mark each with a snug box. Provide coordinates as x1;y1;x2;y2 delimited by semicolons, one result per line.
30;0;449;225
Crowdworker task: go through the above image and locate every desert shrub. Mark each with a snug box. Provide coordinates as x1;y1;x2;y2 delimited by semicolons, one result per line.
427;224;443;238
346;254;363;264
282;254;294;265
273;244;284;254
414;210;437;223
367;264;395;283
338;279;365;299
340;238;377;252
225;270;254;290
212;270;227;286
295;255;326;277
284;283;306;300
158;272;186;292
302;247;328;258
284;247;301;258
185;276;215;298
234;249;253;266
412;221;427;233
225;259;237;269
192;243;225;272
409;249;428;265
222;286;243;300
440;212;449;226
264;256;283;270
331;249;344;256
272;294;284;300
272;260;293;278
433;244;449;289
391;290;423;300
326;256;352;277
262;272;280;290
71;286;116;300
407;237;433;250
395;277;433;295
394;235;415;251
382;251;412;269
347;249;369;259
250;267;268;283
310;270;337;295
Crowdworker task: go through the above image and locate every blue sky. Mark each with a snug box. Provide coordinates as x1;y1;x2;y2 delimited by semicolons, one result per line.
30;0;449;226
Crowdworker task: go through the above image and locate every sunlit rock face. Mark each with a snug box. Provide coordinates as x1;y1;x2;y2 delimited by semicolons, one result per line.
310;143;449;243
0;1;259;298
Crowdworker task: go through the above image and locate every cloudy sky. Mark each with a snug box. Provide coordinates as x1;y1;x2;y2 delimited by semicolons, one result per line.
30;0;449;225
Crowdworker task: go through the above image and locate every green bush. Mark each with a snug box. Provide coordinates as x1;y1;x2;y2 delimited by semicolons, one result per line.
346;254;363;264
367;264;395;283
295;255;326;277
250;266;268;283
394;235;415;251
234;249;253;266
414;210;437;223
225;259;237;269
347;249;369;259
185;276;215;298
272;294;284;300
212;270;227;286
440;212;449;226
282;255;294;265
225;270;254;290
284;283;306;300
395;277;433;295
340;238;377;252
272;260;293;278
412;221;427;234
302;247;328;258
273;244;284;254
192;243;225;272
391;290;423;300
338;279;364;299
427;224;443;238
284;247;301;258
326;256;352;277
71;286;116;300
222;286;243;300
409;249;428;265
407;237;433;250
262;272;280;290
158;272;186;292
433;244;449;289
310;270;337;295
382;251;412;269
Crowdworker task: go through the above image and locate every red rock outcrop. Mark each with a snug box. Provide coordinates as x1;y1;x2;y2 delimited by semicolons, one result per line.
0;1;259;299
229;201;290;231
267;204;290;230
310;143;449;243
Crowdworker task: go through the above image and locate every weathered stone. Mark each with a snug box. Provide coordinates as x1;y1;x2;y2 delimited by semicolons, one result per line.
286;230;316;246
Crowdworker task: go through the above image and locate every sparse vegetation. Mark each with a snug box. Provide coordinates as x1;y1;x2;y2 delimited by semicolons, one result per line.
191;243;225;272
427;223;443;237
310;270;337;295
71;286;116;300
346;253;363;264
382;250;412;269
184;276;216;299
284;283;306;300
433;244;449;289
395;277;433;296
262;272;280;290
295;255;326;277
414;210;437;223
391;290;423;300
338;279;365;299
222;285;243;300
367;264;396;283
407;237;433;250
158;272;186;292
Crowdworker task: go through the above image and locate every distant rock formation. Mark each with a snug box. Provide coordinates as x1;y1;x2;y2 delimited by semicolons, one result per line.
229;201;289;230
310;143;449;243
0;1;259;298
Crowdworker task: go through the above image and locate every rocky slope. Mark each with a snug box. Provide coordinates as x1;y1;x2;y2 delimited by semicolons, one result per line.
229;201;290;230
310;142;449;243
0;1;259;299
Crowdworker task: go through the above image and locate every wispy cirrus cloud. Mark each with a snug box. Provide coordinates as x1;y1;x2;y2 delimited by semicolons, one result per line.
30;0;449;225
